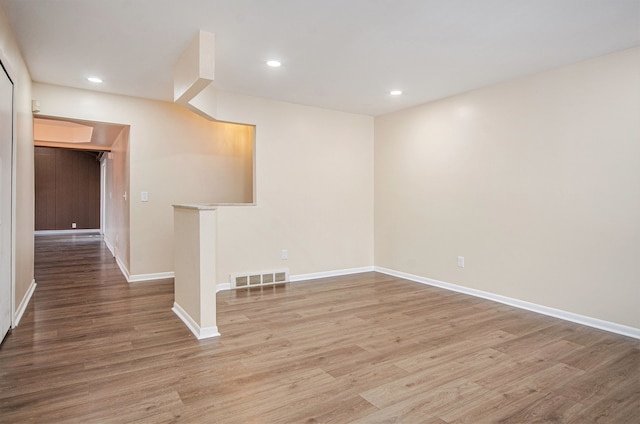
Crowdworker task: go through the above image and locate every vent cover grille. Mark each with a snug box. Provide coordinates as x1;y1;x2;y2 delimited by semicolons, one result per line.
230;269;289;289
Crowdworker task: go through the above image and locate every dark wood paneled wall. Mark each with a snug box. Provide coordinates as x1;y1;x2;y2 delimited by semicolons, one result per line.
35;147;101;230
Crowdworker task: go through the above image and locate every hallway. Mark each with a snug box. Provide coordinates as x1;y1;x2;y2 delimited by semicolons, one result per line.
0;234;638;423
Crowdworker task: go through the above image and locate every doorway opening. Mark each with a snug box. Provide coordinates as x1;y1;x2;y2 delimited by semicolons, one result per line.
33;116;130;262
34;146;102;232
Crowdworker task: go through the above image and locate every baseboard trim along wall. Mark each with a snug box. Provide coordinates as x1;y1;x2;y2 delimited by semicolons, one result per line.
35;229;100;235
14;279;36;327
87;235;165;285
112;250;174;284
104;237;115;257
128;272;175;283
215;266;376;292
216;283;231;292
115;255;131;282
134;266;374;289
289;266;375;283
375;266;640;340
172;302;220;340
113;260;638;340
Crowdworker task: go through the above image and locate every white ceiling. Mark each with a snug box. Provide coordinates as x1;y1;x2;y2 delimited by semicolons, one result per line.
2;0;639;116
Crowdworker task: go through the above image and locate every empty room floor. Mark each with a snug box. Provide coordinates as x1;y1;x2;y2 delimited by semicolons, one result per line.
0;234;638;423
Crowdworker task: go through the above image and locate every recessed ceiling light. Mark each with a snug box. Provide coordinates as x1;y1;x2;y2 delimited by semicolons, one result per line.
390;90;403;96
266;60;282;68
87;76;103;83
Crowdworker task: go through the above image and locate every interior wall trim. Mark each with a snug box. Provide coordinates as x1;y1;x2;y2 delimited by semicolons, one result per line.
289;266;375;283
114;255;131;282
375;266;640;340
13;279;36;328
35;229;100;235
113;253;174;284
215;266;375;292
216;283;231;292
128;272;175;283
112;261;375;288
103;237;115;257
172;301;220;340
106;241;171;284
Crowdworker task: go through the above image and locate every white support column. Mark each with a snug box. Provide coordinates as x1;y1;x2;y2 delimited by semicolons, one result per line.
172;204;220;339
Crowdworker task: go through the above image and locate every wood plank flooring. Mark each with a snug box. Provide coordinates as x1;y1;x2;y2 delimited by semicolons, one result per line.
0;234;638;423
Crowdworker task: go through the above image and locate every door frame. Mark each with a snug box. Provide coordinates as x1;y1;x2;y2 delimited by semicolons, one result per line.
0;52;17;332
101;160;106;235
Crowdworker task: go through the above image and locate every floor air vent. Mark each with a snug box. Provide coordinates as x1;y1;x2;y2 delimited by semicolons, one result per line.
230;269;289;289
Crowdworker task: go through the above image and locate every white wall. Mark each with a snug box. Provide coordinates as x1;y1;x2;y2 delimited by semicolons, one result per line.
33;84;254;277
102;126;130;269
375;47;640;329
7;9;635;333
33;85;375;283
205;92;375;284
0;4;34;321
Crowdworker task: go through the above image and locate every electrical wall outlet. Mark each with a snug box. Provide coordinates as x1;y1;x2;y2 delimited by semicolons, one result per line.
457;256;464;268
281;249;288;260
72;222;77;229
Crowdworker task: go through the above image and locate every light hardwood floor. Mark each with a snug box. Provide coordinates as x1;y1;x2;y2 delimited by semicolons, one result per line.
0;234;638;423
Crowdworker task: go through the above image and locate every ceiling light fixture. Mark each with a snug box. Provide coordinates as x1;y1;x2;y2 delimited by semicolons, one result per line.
87;76;103;83
390;90;403;96
266;60;281;68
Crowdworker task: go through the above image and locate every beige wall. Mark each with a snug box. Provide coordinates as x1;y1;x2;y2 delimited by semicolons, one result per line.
32;84;374;283
0;5;34;320
173;206;218;334
33;83;253;276
211;92;374;284
4;5;634;332
102;126;131;270
375;47;640;328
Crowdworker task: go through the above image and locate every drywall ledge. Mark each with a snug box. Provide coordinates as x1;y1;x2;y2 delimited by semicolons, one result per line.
173;30;218;121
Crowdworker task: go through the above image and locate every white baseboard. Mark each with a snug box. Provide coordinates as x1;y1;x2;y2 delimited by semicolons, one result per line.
375;266;640;340
35;229;100;235
215;266;374;292
13;279;36;327
47;232;154;285
104;237;115;257
112;252;173;283
128;272;174;283
216;283;231;292
115;255;131;282
172;302;220;339
290;266;375;283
